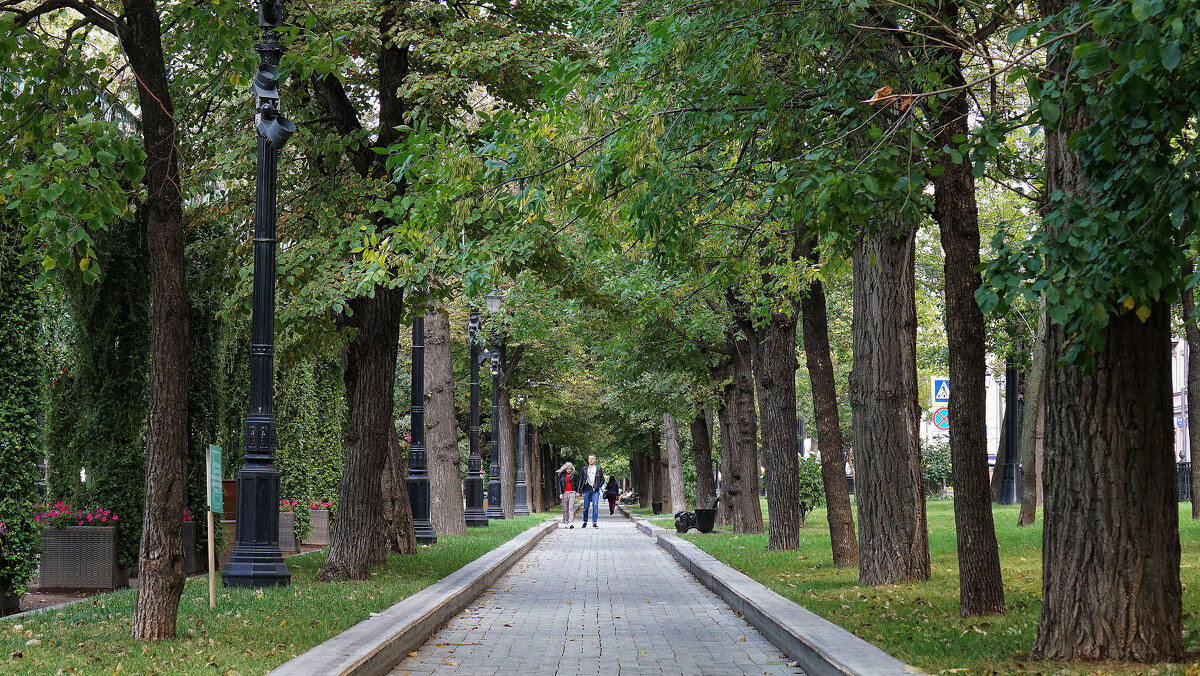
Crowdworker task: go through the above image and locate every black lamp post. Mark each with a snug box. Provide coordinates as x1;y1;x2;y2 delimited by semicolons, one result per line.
997;362;1023;504
484;290;506;519
223;0;295;589
408;315;437;544
514;396;530;516
464;309;488;527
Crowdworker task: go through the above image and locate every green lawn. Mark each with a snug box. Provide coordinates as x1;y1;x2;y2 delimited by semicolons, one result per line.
0;514;548;675
680;502;1200;675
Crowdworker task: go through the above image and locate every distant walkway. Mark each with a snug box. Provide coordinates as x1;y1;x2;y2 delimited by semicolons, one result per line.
391;508;802;676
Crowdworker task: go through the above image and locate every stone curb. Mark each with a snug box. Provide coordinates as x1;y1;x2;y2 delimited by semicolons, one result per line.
269;517;558;676
617;505;917;676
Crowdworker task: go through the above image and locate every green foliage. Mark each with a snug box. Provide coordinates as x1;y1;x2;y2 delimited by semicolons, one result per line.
979;0;1200;368
796;456;825;526
42;219;150;569
0;227;42;597
276;354;347;508
920;438;953;495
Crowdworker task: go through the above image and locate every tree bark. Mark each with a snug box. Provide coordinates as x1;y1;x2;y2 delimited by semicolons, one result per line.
717;337;764;533
1018;311;1049;526
664;414;686;511
742;311;803;550
648;433;663;508
121;0;189;641
499;389;516;519
850;220;930;586
319;286;404;581
423;300;465;535
1184;262;1200;520
798;269;859;567
529;426;543;512
930;40;1005;615
690;411;716;509
1032;310;1181;660
633;450;650;508
381;422;417;556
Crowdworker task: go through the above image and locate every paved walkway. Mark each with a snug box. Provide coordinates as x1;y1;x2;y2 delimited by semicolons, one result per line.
390;507;802;676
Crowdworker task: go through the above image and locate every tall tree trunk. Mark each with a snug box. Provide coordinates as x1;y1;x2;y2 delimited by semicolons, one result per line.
319;286;404;581
690;411;716;508
499;390;515;519
798;269;859;567
1184;262;1200;520
930;37;1005;616
664;414;686;510
658;429;673;513
1018;311;1049;526
634;450;650;508
1033;310;1181;660
649;434;663;509
990;398;1012;501
718;337;764;533
850;221;930;586
424;300;464;535
746;312;803;551
529;426;542;512
122;0;189;641
381;422;417;556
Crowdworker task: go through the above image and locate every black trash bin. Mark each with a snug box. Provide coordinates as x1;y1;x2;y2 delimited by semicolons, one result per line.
652;502;663;515
694;508;716;533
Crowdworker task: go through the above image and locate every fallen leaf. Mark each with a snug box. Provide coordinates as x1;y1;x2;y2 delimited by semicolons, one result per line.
737;635;746;642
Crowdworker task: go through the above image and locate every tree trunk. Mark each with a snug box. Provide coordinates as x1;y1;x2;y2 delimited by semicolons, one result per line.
990;398;1012;501
634;450;650;508
123;0;189;641
319;286;404;581
499;390;515;519
658;429;673;513
1018;311;1049;526
747;312;803;551
664;414;686;511
798;270;859;568
690;411;716;509
381;422;417;556
850;221;930;586
649;434;663;509
1184;263;1200;520
930;44;1005;615
424;300;464;535
529;426;542;512
1032;310;1182;660
718;338;764;533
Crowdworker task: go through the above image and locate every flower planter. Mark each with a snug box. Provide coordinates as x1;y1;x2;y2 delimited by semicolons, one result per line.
1;584;19;616
278;512;299;553
182;520;202;574
37;526;128;591
304;508;330;546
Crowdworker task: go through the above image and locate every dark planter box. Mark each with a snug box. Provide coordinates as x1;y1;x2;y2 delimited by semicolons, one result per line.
37;526;128;591
694;508;717;533
182;520;202;574
279;512;299;553
1;586;19;616
304;508;330;546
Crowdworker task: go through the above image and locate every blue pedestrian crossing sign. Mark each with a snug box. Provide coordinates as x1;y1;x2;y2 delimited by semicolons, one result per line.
932;378;950;406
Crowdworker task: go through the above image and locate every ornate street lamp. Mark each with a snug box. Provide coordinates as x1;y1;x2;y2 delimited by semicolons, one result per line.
223;0;295;588
464;309;488;527
408;315;437;544
997;362;1023;504
484;289;506;519
514;396;530;516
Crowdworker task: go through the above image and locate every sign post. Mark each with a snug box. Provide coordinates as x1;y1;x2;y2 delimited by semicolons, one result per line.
206;444;222;609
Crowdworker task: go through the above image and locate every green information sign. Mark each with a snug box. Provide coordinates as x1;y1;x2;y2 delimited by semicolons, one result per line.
207;444;223;513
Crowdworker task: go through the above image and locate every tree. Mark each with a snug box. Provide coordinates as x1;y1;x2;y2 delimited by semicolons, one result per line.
663;414;686;511
425;297;465;536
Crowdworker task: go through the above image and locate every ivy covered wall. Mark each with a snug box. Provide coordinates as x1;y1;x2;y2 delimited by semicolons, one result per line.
0;225;42;596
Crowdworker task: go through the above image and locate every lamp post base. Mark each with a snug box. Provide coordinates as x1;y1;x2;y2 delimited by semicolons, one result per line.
222;546;291;588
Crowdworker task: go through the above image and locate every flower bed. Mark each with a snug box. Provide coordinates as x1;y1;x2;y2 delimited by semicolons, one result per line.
305;502;332;546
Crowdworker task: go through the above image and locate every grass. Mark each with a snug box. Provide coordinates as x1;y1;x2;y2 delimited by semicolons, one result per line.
679;502;1200;675
0;514;548;675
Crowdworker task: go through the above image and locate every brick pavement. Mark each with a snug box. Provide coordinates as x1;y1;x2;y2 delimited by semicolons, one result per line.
390;508;803;676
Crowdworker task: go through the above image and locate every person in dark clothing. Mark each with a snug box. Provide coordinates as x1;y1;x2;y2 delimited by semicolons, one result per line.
577;454;605;527
604;475;620;515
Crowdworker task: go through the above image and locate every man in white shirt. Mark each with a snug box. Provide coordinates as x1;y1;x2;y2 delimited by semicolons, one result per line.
578;454;605;528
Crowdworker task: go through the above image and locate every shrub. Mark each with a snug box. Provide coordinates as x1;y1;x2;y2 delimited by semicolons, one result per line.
797;456;826;526
921;437;953;495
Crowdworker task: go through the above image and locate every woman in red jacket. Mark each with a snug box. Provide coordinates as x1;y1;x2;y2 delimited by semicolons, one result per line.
556;463;577;528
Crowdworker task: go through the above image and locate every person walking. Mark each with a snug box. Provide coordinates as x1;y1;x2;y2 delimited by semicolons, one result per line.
557;463;578;528
604;475;620;515
578;454;605;528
